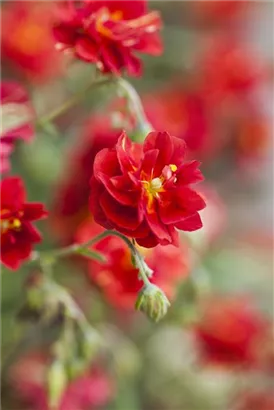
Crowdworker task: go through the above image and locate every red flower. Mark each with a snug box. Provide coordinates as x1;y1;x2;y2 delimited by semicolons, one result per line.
195;297;268;366
50;115;121;243
1;2;63;82
189;1;248;25
8;351;114;410
237;392;274;410
0;177;48;270
53;0;162;76
143;83;209;157
199;38;267;101
76;218;190;308
0;81;34;174
90;131;205;248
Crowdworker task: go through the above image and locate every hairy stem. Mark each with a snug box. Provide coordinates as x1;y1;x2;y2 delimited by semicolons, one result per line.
32;230;151;287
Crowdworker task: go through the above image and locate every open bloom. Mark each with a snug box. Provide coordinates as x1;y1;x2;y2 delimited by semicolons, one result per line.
77;218;190;308
0;177;48;270
90;131;205;248
53;0;162;76
0;81;34;174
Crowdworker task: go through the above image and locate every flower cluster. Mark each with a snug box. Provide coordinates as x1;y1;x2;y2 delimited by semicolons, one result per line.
53;0;162;76
90;130;205;247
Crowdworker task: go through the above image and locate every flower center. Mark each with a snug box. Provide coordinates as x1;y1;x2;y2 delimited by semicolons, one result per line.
142;164;178;213
95;8;123;38
142;177;164;214
1;209;22;234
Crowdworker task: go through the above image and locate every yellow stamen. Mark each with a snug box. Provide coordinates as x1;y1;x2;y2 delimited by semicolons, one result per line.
1;215;22;234
142;177;164;214
170;164;177;172
11;218;21;229
96;8;123;38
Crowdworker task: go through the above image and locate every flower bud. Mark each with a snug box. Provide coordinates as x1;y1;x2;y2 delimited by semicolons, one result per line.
80;327;102;361
47;359;67;410
135;284;170;322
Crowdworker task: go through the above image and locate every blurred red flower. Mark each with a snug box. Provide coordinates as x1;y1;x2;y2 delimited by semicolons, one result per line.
1;2;63;82
143;84;210;159
90;131;206;248
0;81;34;141
195;297;268;366
199;38;267;102
0;81;34;174
237;391;274;410
0;177;48;270
189;0;248;25
50;115;120;243
53;0;162;76
9;351;114;410
234;113;269;169
77;217;190;308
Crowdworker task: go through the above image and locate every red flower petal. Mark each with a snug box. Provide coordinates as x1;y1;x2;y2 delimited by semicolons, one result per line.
145;206;173;245
177;160;204;186
159;188;206;224
116;131;141;173
136;231;159;248
144;131;174;176
100;191;142;230
89;176;114;230
1;177;25;210
23;203;48;221
75;37;99;62
175;213;203;231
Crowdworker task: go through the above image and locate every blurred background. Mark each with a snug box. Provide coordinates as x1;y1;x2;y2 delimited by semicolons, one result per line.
1;1;273;410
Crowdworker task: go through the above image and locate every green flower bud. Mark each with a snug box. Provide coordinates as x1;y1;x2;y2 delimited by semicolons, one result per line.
80;327;101;361
135;284;170;322
47;359;67;410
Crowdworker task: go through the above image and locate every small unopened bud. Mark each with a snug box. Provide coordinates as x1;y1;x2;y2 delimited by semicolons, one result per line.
47;359;67;410
135;284;170;322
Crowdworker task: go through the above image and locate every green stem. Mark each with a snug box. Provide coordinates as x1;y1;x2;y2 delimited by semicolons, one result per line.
116;78;152;134
82;230;151;287
37;77;114;126
32;230;151;287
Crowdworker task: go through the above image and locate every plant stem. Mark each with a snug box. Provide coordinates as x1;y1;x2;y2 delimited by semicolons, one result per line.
81;230;151;287
32;230;151;287
37;77;114;126
116;78;152;134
